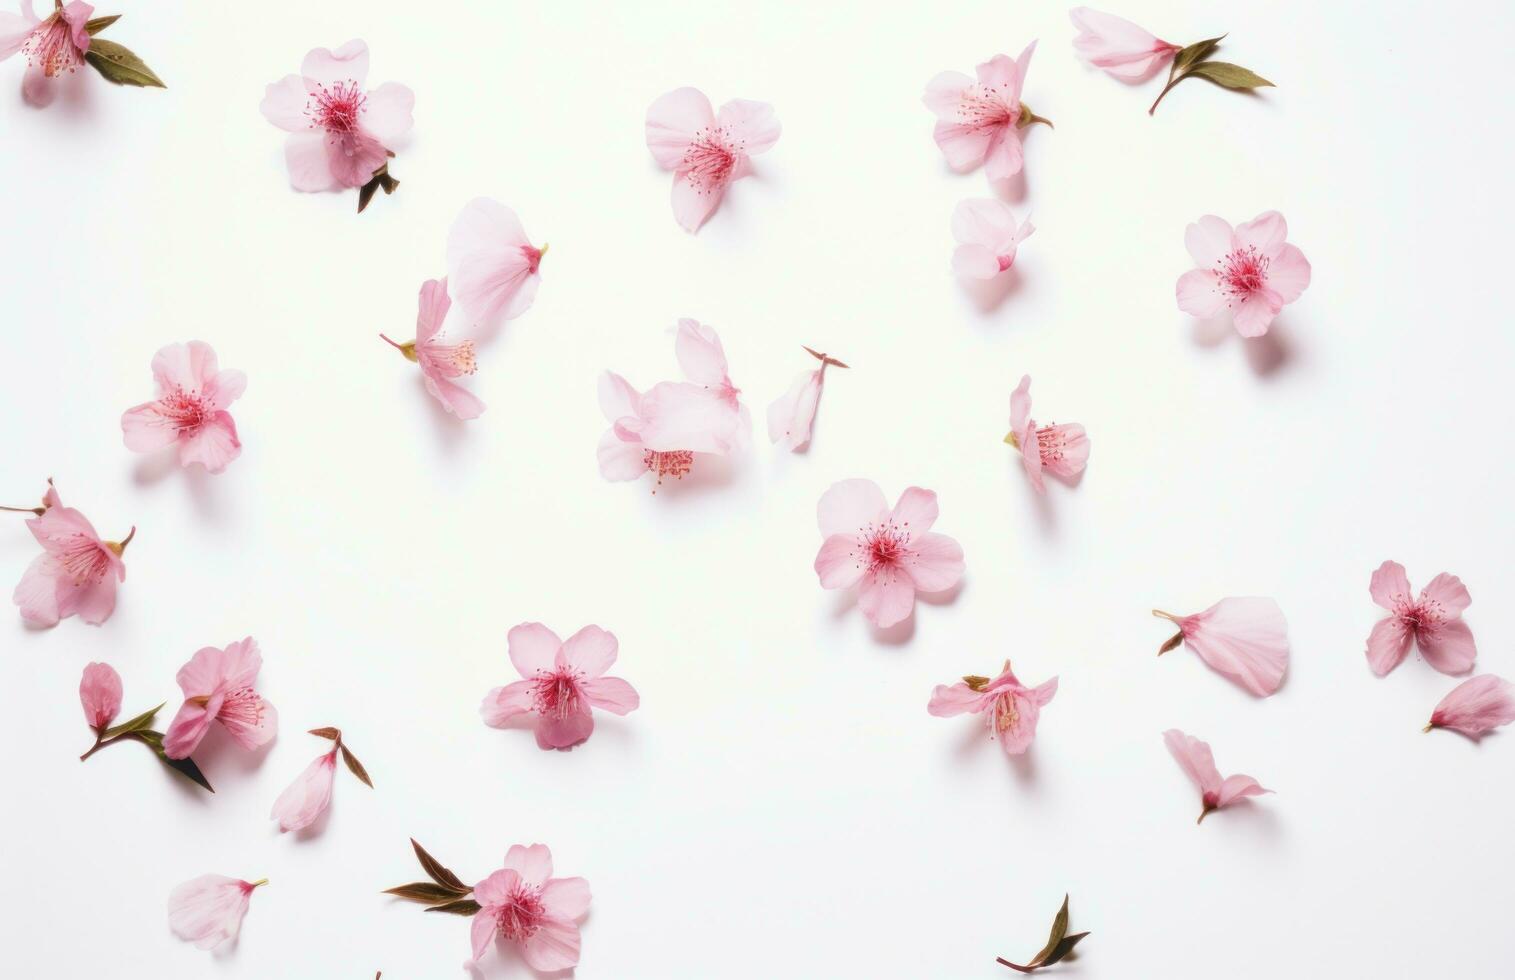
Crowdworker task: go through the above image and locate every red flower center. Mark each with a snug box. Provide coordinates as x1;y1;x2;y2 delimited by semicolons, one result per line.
1035;425;1069;465
956;87;1014;131
681;128;738;193
22;16;84;78
1218;246;1270;301
159;388;210;434
307;80;367;135
531;670;584;720
57;534;111;585
643;450;694;488
496;883;546;942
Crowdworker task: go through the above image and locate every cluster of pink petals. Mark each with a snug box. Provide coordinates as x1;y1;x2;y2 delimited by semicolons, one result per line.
12;483;130;628
1164;729;1270;823
168;874;264;951
1428;675;1515;739
1176;211;1311;337
598;319;748;487
470;844;590;972
79;661;123;730
952;199;1034;279
1156;597;1289;697
446;197;545;331
260;39;413;192
928;661;1057;755
645;87;780;232
1069;6;1181;82
0;0;91;106
269;746;337;833
121;341;246;473
1007;375;1089;493
481;623;639;750
923;43;1039;183
163;637;278;760
381;278;483;419
1366;561;1476;677
767;347;845;452
814;479;965;629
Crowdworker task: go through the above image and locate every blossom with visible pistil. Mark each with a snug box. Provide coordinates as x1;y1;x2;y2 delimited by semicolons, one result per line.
469;844;590;972
11;483;132;628
768;346;847;452
923;44;1048;184
121;341;245;473
928;660;1057;756
1153;597;1289;697
168;874;265;950
1070;6;1181;82
1426;675;1515;739
1164;729;1270;823
163;637;277;759
645;87;780;232
1176;211;1310;337
814;479;965;629
381;278;483;419
1006;375;1088;493
446;197;545;331
0;1;89;105
481;623;639;750
952;199;1034;279
1366;561;1477;677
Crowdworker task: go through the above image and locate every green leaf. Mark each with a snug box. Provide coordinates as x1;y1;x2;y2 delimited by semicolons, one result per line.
129;731;214;793
1040;932;1090;968
308;726;341;740
1027;895;1070;968
425;898;482;916
383;882;469;904
84;14;121;36
410;838;469;892
84;38;166;89
341;744;373;788
1187;61;1274;90
1173;34;1225;71
102;702;164;739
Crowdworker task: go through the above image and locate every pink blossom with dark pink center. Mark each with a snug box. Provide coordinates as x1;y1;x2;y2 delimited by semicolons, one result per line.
1366;561;1477;677
1176;211;1311;337
481;624;639;750
163;637;277;759
381;277;483;420
469;844;589;972
11;483;132;628
928;660;1057;756
1006;375;1088;494
0;1;92;106
646;87;780;232
923;44;1047;184
121;341;245;473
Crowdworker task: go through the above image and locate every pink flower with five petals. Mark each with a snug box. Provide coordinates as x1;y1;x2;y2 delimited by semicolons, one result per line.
481;624;640;750
1366;561;1476;677
923;44;1046;183
645;87;781;232
163;637;278;759
1007;375;1088;493
11;484;132;628
928;660;1058;756
1176;210;1311;337
121;341;245;474
469;844;590;972
381;278;483;420
0;1;92;106
813;479;965;629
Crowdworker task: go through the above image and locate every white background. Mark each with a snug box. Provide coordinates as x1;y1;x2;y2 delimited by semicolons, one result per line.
2;1;1513;977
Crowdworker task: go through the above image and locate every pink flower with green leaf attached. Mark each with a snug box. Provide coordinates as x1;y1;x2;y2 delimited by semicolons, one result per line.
469;845;590;972
163;637;277;760
270;727;372;833
0;3;163;106
923;44;1049;184
9;482;132;628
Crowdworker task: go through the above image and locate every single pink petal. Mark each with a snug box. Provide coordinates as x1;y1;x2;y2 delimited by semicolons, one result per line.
559;625;618;677
177;413;242;473
520;916;582;972
1070;6;1175;81
951;198;1021;249
21;63;56;107
953;244;1000;279
975;52;1019;90
645;87;715;169
1233;210;1288;252
905;532;964;593
1175;268;1223;317
480;680;535;728
325;130;388;189
301;39;369;89
218;636;264;690
1184;215;1235;267
269;749;337;832
1368;560;1412;611
421;372;485;420
1215;773;1271;807
1030;676;1059;707
766;369;822;450
508;623;562;678
79;661;123;729
598;371;642;423
1418;619;1477;675
0;7;39;61
670;171;727;232
857;570;917;629
1266;243;1311;304
597;428;649;481
932;121;993;172
540;876;591;920
1009;375;1032;434
1163;729;1222;795
73;576;118;626
414;277;451;344
817;479;888;538
151;341;219;394
1430;674;1515;738
1181;597;1290;696
283;130;339;192
167;875;256;951
1231;290;1281;338
815;533;866;590
362;81;414;145
502;844;553;888
1011;41;1037;101
927;683;985;717
715;98;781;156
921;70;973;118
1419;572;1472;617
581;676;639;715
13;554;60;627
202;369;247;412
535;707;594;749
260;74;312;132
1366;616;1413;677
889;487;939;535
674;318;730;387
472;867;518;907
469;904;498;962
163;701;213;759
983;131;1024;182
445;198;540;327
635;381;739;454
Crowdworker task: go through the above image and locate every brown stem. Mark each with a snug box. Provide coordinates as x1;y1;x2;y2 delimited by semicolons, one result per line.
79;733;128;761
1422;723;1434;733
1151;609;1181;623
1197;805;1216;824
1148;76;1182;115
995;957;1037;974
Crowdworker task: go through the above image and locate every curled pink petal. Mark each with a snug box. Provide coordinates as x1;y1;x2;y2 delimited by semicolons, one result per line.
167;875;262;951
1069;6;1180;82
1429;675;1515;739
1175;210;1310;337
1164;729;1271;822
269;749;337;832
1160;597;1289;696
79;661;123;730
767;369;823;451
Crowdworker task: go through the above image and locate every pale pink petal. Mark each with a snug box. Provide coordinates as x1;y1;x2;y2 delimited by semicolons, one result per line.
1266;244;1311;304
1163;729;1222;795
1009;375;1032;434
921;70;972;118
927;683;985;717
1215;773;1271;807
167;875;254;951
905;532;963;592
1368;560;1412;611
301;39;369;89
326;130;388;188
857;570;916;629
766;369;822;450
975;53;1019;90
670;171;727;232
1431;675;1515;738
1012;41;1037;101
597;428;649;481
163;701;213;759
73;576;118;626
1184;215;1234;267
480;680;535;728
953;244;1000;279
177;413;242;473
1030;677;1059;707
284;130;339;192
581;676;639;715
1070;6;1175;81
645;87;714;169
535;707;594;749
446;199;539;326
219;636;264;690
472;867;518;908
152;341;218;395
983;131;1024;182
1231;289;1281;337
674;318;729;386
469;905;498;962
218;694;277;751
415;277;450;344
270;750;337;832
121;403;181;452
1418;620;1477;675
508;623;562;677
1016;424;1044;493
0;9;38;61
559;625;617;677
597;371;642;423
932;121;992;172
520;917;582;972
502;844;553;888
716;98;781;155
1175;268;1223;317
889;487;939;535
817;479;889;537
540;876;591;920
79;661;123;728
27;503;100;552
1041;423;1089;478
1234;210;1288;252
635;381;738;454
1183;597;1290;696
1419;572;1472;617
22;64;55;107
260;74;312;132
952;198;1019;249
421;373;485;420
815;533;866;590
202;370;247;412
362;81;414;145
1366;617;1413;677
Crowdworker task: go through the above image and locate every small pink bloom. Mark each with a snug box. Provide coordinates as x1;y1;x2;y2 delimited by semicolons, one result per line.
923;44;1042;183
1154;597;1289;697
1428;675;1515;739
269;747;338;832
767;347;847;452
381;278;483;420
121;341;246;474
814;479;965;629
1164;729;1271;823
259;39;413;192
1069;6;1181;82
1366;561;1477;677
952;199;1034;278
446;197;545;330
481;624;640;750
163;637;278;759
928;661;1057;756
79;661;123;730
12;487;132;628
645;87;780;232
1;1;92;107
470;844;590;971
1175;211;1311;337
1006;375;1088;493
167;874;265;950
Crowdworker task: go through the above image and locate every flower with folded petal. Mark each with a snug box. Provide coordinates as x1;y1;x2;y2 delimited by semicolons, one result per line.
645;87;780;232
923;44;1047;183
121;341;245;473
928;660;1057;756
481;624;639;750
1153;597;1289;696
952;199;1034;279
168;874;265;950
1070;6;1181;82
381;278;483;420
814;479;965;629
259;39;413;202
675;318;748;435
1427;675;1515;739
1164;729;1270;823
79;661;122;731
11;486;132;628
1;1;88;105
470;844;590;972
768;347;846;452
1176;211;1310;337
446;197;545;331
1006;375;1088;493
163;637;278;759
1366;561;1477;677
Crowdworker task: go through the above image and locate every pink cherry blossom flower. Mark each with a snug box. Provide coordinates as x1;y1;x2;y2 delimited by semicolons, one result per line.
469;844;590;972
0;1;91;106
1164;729;1271;823
1153;597;1289;697
168;874;265;950
1006;375;1088;493
121;341;245;474
923;44;1047;183
814;479;965;629
1176;211;1311;337
952;199;1034;278
446;197;545;331
768;346;847;452
675;318;750;446
1427;675;1515;739
12;486;132;628
259;39;413;193
163;637;278;759
79;661;122;731
645;87;781;232
928;660;1057;755
481;623;639;750
270;746;337;832
1366;561;1477;677
1069;6;1181;82
380;278;483;420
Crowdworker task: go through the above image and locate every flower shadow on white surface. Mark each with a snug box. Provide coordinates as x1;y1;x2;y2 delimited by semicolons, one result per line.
133;455;230;520
1189;313;1297;378
959;265;1024;314
827;578;966;647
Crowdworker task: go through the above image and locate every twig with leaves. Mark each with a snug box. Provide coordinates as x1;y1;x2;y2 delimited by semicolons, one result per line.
1149;34;1272;115
384;839;481;917
996;894;1090;973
